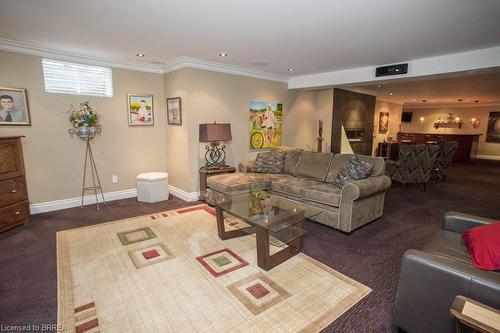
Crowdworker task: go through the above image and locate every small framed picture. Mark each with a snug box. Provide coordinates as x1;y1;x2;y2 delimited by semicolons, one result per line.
127;94;154;126
167;97;182;125
0;87;31;126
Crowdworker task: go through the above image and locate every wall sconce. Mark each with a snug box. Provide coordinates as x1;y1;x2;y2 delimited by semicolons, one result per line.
471;117;480;128
419;117;425;123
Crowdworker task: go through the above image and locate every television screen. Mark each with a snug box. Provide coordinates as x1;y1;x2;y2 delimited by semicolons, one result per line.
401;112;413;123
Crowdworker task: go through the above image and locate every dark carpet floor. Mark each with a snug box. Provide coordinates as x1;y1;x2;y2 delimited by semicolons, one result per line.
1;160;499;332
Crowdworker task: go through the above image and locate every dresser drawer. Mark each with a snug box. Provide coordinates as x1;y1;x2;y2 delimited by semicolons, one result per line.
0;177;28;207
0;201;30;230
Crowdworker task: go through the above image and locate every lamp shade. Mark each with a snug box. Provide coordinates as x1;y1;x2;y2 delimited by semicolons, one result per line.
199;123;232;142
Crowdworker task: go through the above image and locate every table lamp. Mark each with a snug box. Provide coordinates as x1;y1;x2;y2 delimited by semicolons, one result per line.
199;122;232;168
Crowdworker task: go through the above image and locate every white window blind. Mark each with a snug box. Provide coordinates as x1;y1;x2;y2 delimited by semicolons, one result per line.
42;59;113;97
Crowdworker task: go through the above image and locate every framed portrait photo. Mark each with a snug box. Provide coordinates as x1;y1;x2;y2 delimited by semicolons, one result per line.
0;87;31;126
127;94;154;126
167;97;182;125
378;112;389;134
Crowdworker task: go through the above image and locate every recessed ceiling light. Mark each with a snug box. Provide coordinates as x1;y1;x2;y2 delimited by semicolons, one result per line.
377;85;382;88
219;53;228;57
389;92;393;96
136;53;145;57
288;68;295;72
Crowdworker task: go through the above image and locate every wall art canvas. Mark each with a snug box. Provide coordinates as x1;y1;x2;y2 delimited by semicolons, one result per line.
167;97;182;125
249;101;283;149
0;87;31;126
128;94;154;126
486;112;500;143
378;112;389;134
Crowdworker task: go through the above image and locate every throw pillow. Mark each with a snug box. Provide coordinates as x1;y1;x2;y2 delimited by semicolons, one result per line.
333;155;374;188
251;150;286;174
462;222;500;271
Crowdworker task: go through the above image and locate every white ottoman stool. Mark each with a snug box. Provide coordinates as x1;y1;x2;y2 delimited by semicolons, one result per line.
136;172;169;203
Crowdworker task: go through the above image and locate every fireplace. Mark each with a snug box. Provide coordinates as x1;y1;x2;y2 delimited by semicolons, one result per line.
345;128;365;143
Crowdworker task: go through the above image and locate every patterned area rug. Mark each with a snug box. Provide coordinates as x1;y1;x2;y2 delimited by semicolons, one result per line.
57;204;370;333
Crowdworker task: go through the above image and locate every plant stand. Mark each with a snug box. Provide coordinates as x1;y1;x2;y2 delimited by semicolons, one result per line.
69;126;105;210
80;136;105;210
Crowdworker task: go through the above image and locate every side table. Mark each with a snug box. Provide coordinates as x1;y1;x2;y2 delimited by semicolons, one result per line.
450;295;500;333
199;166;236;200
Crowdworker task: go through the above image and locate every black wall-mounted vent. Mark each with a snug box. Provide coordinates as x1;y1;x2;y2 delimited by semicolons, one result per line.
375;63;408;77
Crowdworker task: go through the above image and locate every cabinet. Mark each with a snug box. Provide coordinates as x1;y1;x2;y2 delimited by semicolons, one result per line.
0;136;31;232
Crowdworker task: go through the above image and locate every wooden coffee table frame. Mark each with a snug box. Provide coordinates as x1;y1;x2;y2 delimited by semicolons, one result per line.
215;207;304;271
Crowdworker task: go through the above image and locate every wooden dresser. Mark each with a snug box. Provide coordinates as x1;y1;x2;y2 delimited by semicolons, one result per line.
0;136;31;232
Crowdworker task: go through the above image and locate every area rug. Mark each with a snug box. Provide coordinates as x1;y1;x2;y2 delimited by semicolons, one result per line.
57;204;371;333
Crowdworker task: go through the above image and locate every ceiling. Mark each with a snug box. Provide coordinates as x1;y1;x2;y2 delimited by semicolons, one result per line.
354;69;500;106
1;0;500;77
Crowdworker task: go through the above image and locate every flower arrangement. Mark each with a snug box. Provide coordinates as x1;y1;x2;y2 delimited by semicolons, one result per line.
68;102;98;128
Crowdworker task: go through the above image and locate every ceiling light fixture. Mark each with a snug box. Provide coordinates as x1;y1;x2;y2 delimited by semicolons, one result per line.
288;68;295;72
389;92;393;96
219;53;228;57
377;85;382;88
136;53;145;57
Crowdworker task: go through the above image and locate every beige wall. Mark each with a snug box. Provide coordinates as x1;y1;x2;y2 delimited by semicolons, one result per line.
163;68;309;193
373;100;403;155
316;90;334;152
401;105;500;157
0;50;167;204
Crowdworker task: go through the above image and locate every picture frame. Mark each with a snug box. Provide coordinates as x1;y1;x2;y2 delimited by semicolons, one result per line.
167;97;182;125
127;94;154;126
378;112;389;134
486;112;500;143
0;87;31;126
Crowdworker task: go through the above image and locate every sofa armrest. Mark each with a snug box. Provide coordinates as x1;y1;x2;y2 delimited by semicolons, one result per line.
340;175;392;201
443;211;495;234
238;160;255;173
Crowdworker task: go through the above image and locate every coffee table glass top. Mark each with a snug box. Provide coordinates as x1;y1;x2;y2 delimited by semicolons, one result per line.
203;189;322;234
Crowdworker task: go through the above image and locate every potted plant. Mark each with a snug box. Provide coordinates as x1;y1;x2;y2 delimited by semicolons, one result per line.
68;102;100;138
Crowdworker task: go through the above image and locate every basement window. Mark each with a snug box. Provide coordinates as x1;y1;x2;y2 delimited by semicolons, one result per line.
42;59;113;97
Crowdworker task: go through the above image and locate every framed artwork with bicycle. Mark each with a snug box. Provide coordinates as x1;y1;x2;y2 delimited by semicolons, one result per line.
249;101;283;149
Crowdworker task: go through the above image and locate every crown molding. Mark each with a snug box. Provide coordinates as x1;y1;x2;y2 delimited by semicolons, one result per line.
0;38;163;74
162;56;290;83
403;101;500;109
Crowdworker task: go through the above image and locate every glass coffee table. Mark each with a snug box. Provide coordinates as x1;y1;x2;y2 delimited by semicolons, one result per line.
203;189;321;271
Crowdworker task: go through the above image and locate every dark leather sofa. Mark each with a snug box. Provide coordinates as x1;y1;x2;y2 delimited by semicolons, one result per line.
393;212;500;333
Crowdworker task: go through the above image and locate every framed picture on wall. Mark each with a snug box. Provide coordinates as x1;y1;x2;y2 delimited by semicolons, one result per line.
167;97;182;125
378;112;389;134
486;112;500;143
127;94;154;126
0;87;31;126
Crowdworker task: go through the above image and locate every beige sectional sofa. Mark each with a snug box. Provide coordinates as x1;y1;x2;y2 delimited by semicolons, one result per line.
207;150;391;233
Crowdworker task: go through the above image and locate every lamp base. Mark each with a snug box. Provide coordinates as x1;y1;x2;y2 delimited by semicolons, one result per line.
204;141;227;168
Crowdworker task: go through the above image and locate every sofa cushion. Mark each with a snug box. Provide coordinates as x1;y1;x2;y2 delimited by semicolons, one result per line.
206;173;272;195
326;154;385;183
463;222;500;271
300;183;341;207
423;230;471;266
271;176;324;197
283;149;303;175
333;155;374;188
251;150;286;173
293;151;333;181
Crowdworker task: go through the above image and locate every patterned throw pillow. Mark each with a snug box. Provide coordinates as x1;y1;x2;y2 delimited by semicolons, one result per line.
334;155;374;188
251;150;286;174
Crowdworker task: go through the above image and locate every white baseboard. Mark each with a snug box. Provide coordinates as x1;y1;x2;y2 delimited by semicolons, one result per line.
30;188;138;214
473;154;500;161
168;185;200;202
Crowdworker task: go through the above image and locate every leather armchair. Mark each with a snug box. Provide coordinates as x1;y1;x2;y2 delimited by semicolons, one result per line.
393;212;500;333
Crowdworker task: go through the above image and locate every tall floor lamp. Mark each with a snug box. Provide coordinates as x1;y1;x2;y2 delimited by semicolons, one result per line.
199;122;232;168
